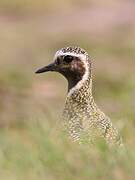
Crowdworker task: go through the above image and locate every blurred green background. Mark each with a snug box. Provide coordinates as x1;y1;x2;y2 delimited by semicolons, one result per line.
0;0;135;179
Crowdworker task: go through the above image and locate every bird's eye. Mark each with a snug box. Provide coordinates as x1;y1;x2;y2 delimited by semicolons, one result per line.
63;55;73;63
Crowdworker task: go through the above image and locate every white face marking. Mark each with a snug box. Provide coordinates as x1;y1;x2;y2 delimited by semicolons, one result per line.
54;50;86;61
54;50;90;97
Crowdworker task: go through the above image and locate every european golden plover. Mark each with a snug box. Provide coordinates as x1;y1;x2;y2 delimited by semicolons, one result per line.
36;46;123;147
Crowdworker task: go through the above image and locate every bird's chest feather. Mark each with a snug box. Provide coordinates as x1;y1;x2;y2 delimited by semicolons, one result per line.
62;99;100;141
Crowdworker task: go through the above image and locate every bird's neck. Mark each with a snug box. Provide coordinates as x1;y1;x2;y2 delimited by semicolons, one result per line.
66;75;93;106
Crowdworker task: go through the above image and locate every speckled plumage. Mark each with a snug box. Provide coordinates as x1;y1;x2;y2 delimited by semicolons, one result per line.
36;46;123;147
60;47;122;146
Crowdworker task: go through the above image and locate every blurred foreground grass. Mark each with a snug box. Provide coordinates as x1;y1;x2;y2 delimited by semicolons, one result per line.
0;0;135;179
0;115;134;180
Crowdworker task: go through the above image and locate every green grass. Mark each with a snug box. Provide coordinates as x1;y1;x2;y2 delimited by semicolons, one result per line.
0;119;134;180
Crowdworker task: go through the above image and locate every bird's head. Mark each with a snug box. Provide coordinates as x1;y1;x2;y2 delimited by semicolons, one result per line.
35;46;91;92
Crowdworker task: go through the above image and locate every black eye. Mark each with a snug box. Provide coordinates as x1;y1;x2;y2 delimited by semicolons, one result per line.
63;55;73;63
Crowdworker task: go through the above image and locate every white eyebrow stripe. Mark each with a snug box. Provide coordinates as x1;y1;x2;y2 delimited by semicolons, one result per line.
54;51;86;61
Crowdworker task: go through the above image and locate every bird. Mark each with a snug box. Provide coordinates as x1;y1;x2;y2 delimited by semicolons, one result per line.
35;46;123;147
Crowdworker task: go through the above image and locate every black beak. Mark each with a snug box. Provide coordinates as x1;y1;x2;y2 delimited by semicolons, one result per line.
35;62;57;74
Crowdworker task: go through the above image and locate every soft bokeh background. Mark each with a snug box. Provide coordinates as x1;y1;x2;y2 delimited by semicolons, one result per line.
0;0;135;179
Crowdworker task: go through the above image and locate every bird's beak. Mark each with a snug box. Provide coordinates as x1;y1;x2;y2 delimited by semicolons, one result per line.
35;62;57;74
